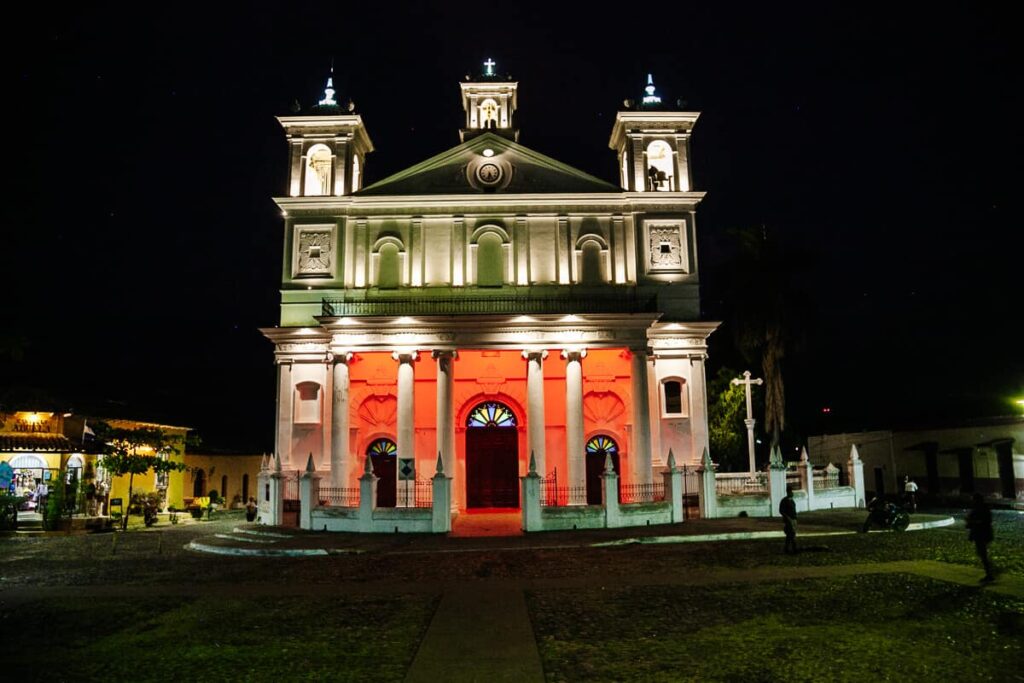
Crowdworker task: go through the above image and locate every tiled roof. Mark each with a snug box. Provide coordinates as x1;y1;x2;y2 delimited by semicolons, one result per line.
0;432;77;452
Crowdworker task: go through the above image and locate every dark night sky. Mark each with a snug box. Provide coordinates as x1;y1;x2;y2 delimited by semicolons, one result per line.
2;3;1020;451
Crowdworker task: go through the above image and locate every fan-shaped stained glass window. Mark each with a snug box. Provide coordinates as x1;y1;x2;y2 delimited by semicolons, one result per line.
367;438;397;457
467;402;517;428
586;435;618;456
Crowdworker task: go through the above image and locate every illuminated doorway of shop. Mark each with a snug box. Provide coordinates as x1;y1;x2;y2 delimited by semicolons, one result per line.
465;402;519;509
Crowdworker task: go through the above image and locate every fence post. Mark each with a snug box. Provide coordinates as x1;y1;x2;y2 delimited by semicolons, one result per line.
358;454;378;532
663;449;685;523
769;445;787;517
521;451;543;532
800;446;815;512
848;444;866;507
431;452;451;533
262;453;285;526
602;454;621;528
299;454;320;530
697;447;719;519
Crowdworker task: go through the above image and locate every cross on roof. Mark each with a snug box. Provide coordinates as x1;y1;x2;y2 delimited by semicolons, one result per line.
483;58;496;76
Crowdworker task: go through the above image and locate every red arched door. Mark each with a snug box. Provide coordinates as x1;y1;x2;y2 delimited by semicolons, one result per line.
367;438;397;508
465;402;519;508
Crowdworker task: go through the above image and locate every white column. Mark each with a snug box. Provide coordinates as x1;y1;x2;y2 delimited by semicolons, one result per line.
563;349;586;505
523;350;548;477
432;350;457;509
394;351;417;505
689;355;710;468
330;353;352;487
630;348;653;485
275;360;294;470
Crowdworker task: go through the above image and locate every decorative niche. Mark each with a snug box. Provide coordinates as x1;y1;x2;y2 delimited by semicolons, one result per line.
294;381;323;425
292;226;335;279
645;220;688;275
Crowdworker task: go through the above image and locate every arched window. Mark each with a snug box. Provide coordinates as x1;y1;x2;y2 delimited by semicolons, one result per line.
476;232;504;287
646;140;674;191
467;402;517;427
351;155;361;193
586;435;619;459
367;438;398;457
621;150;629;189
193;468;206;498
377;243;400;289
479;98;498;128
304;144;332;196
579;240;605;284
221;475;228;500
242;473;250;502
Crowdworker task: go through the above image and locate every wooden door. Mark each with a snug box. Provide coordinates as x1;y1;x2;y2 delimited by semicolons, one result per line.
466;427;519;508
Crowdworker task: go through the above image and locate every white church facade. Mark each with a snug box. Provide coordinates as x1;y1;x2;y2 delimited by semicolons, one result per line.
259;64;723;529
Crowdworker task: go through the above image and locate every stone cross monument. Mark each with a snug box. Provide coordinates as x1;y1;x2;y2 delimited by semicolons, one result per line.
731;370;763;473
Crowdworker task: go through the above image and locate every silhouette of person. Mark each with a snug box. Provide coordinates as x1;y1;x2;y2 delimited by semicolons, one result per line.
780;486;798;554
965;493;994;582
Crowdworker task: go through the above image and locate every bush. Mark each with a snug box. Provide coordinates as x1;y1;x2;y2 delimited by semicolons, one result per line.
207;489;220;505
188;506;204;519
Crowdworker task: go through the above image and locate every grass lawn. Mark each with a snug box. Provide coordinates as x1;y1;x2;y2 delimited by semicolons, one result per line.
1;593;438;682
528;573;1024;682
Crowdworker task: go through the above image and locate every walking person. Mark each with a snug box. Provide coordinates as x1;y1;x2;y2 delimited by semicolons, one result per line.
965;493;995;582
245;496;258;523
903;476;919;512
780;486;798;554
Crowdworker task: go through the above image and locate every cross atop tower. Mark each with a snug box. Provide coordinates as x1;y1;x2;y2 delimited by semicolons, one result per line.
483;58;496;76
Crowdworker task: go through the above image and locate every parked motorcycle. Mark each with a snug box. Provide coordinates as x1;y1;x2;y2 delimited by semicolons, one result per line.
861;498;910;532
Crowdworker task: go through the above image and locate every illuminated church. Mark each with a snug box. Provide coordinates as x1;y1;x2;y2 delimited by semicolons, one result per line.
262;63;716;515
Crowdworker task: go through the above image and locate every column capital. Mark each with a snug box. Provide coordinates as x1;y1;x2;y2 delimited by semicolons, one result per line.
521;349;549;362
560;349;587;362
431;350;458;360
392;350;419;364
328;351;354;365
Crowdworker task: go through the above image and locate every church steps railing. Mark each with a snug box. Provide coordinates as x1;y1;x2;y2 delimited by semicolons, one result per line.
321;292;658;317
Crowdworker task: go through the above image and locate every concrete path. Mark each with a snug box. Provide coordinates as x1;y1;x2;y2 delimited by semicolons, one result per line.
405;584;544;683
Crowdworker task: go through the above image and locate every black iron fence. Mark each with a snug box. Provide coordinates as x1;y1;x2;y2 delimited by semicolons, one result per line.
396;479;433;508
319;487;360;507
619;482;666;504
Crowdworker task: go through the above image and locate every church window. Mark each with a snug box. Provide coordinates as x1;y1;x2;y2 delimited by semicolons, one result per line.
476;232;504;287
661;378;689;417
580;240;605;284
586;435;619;458
646;140;674;191
304;144;332;196
479;98;498;128
367;438;397;457
467;402;517;428
352;155;361;193
377;243;401;289
294;381;322;424
621;150;629;189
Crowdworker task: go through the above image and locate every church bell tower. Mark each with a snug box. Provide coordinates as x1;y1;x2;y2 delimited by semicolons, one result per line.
277;69;374;197
609;74;699;192
459;58;518;142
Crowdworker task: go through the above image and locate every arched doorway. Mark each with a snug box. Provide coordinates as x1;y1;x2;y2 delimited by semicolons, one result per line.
585;435;620;504
367;438;397;508
465;402;519;508
193;469;206;498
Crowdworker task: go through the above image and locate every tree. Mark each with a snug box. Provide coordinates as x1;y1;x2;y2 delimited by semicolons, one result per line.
93;423;187;529
727;226;807;450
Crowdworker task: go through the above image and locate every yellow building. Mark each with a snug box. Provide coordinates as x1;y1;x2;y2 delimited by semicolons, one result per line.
183;453;265;508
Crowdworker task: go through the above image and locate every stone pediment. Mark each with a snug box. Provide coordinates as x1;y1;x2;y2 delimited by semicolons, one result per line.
357;132;620;196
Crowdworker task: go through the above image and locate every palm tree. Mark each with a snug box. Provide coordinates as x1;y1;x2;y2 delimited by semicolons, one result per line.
726;225;807;450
